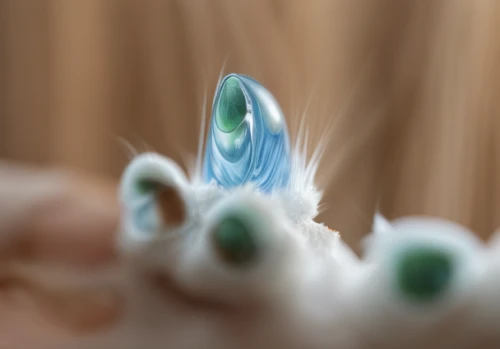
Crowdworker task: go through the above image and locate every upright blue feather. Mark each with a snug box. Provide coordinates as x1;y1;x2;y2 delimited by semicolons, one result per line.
203;74;291;192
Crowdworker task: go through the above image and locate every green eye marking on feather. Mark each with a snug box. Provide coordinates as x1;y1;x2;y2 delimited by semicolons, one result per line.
213;216;258;267
136;179;159;195
215;77;247;133
396;247;454;303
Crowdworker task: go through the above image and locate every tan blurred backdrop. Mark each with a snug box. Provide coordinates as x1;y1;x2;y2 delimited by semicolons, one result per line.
1;0;500;250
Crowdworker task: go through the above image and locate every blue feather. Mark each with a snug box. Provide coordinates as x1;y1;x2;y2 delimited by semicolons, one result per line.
203;74;291;192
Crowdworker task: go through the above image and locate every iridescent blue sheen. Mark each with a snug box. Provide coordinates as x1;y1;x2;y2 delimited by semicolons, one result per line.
203;74;291;192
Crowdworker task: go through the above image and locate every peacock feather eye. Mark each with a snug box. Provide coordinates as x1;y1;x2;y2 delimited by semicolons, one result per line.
215;77;247;133
396;247;454;303
132;177;186;235
212;216;258;267
136;179;159;195
203;73;291;192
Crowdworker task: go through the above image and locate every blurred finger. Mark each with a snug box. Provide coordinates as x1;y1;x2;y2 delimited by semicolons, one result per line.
0;161;119;267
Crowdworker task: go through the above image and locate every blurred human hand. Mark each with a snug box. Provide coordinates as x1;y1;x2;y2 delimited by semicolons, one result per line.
0;161;120;348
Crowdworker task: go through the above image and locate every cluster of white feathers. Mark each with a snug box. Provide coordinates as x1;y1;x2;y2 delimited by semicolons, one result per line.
69;152;500;349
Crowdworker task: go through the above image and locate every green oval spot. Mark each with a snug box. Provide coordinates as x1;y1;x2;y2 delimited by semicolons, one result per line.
213;216;258;266
215;77;247;133
396;247;454;303
136;179;159;195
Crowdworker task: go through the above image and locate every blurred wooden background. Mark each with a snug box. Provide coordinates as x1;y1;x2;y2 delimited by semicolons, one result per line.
1;0;500;249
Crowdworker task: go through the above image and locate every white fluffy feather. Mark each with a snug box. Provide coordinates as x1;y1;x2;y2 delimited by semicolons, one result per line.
73;152;500;349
